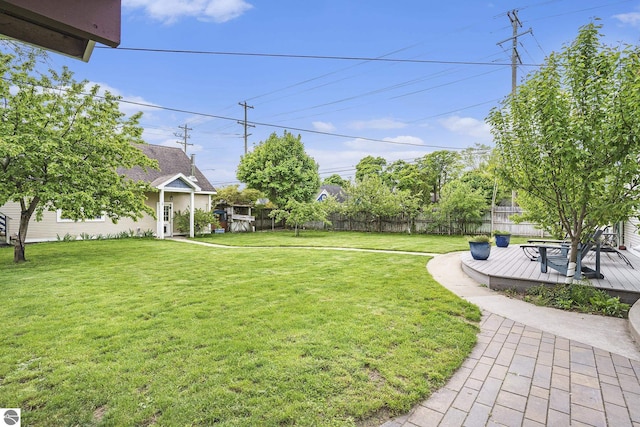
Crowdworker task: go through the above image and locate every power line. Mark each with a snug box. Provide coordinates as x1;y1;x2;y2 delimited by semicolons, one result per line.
0;75;497;151
244;42;424;104
97;46;542;67
109;96;465;149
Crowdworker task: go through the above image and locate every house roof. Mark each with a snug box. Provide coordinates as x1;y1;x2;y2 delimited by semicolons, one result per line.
122;144;216;193
316;185;346;202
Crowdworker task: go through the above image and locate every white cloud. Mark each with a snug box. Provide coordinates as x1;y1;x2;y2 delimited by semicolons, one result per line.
312;121;336;132
439;115;491;140
613;12;640;27
92;82;159;117
123;0;253;24
349;118;407;130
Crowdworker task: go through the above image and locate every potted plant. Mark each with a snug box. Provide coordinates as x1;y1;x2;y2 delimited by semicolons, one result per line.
468;235;491;260
493;230;511;248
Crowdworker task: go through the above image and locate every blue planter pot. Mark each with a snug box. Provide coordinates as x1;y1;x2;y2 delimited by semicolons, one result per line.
494;234;511;248
469;241;491;260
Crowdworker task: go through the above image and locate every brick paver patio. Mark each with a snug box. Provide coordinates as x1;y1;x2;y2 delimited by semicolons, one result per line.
383;312;640;427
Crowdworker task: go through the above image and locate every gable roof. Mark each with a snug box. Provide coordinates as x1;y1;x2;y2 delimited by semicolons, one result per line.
122;144;216;193
316;185;346;202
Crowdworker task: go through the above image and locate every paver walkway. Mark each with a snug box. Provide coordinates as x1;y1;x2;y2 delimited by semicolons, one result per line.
383;312;640;427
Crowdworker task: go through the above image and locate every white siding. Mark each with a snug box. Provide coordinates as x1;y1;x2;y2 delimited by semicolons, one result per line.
0;192;211;242
624;217;640;251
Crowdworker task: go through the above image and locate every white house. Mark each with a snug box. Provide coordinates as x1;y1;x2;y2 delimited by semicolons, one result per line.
0;143;216;243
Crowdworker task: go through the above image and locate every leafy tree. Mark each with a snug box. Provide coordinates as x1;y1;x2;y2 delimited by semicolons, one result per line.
488;23;640;279
460;143;492;171
0;50;157;262
174;208;219;234
214;184;263;205
435;180;488;235
270;198;337;236
343;175;419;232
385;160;423;195
322;174;349;188
459;170;499;206
236;131;320;207
418;150;462;203
355;155;386;182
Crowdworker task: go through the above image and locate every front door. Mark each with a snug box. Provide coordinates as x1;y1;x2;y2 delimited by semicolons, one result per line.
163;203;173;237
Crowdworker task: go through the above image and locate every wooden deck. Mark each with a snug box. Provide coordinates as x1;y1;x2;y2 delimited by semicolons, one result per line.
461;244;640;304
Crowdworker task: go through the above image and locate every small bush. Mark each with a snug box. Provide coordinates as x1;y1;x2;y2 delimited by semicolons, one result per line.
492;230;510;235
174;209;220;234
117;231;132;239
524;284;629;318
140;229;155;238
56;233;75;242
467;235;491;243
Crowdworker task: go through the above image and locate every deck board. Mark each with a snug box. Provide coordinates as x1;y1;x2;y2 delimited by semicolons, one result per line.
461;244;640;303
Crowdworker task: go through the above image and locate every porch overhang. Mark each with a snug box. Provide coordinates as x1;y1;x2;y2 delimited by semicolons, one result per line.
0;0;121;62
154;173;200;240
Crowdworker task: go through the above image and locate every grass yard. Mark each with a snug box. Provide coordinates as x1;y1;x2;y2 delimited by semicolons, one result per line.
196;230;530;253
0;238;480;426
196;230;465;253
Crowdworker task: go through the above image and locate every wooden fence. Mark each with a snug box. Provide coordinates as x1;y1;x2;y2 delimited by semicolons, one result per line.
304;206;546;236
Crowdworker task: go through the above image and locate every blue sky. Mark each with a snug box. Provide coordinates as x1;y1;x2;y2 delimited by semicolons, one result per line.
45;0;640;188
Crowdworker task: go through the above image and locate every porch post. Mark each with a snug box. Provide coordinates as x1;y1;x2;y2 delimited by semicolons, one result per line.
189;190;195;238
158;189;165;239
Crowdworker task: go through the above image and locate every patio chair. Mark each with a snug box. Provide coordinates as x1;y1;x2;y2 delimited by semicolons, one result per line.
538;228;604;279
599;227;634;269
521;238;568;261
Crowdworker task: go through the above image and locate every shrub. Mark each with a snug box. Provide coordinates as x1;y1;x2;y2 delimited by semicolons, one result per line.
174;209;220;234
524;284;629;318
56;233;75;242
467;235;491;243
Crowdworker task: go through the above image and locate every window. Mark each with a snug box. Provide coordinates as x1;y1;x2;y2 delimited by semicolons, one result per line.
56;210;105;223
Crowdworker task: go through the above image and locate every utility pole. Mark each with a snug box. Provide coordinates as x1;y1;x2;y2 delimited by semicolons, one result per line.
496;9;532;209
238;101;254;154
175;124;193;153
496;9;532;95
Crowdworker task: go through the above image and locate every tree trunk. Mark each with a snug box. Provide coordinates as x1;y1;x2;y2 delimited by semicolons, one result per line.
14;197;38;263
14;211;30;263
565;236;581;284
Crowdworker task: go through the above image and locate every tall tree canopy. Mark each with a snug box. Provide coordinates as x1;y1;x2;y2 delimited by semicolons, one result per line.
418;150;462;203
236;131;320;207
487;23;640;277
322;174;349;188
214;184;263;206
355;155;386;182
0;50;157;262
343;175;419;232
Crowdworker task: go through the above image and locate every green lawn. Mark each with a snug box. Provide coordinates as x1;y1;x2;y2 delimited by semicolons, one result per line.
1;238;480;426
197;230;472;253
196;230;530;253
